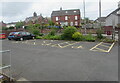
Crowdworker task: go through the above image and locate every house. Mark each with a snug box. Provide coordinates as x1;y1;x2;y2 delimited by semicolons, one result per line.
25;12;49;25
95;17;106;26
105;8;120;27
6;22;17;28
104;2;120;34
51;8;81;27
0;21;6;27
93;17;106;28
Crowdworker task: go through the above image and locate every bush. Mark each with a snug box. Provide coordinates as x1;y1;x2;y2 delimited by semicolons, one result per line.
50;35;61;40
33;29;40;36
62;26;77;40
35;36;42;39
39;33;44;36
84;34;96;42
48;30;55;36
72;32;83;41
96;29;103;39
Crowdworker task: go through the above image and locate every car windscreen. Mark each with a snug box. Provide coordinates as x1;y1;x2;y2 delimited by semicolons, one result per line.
9;32;19;35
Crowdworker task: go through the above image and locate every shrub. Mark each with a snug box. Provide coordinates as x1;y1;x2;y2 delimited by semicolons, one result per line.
62;26;77;40
33;29;40;36
50;35;61;40
96;29;103;39
72;32;83;41
84;34;96;42
35;36;42;39
48;30;55;36
39;33;44;36
43;35;51;39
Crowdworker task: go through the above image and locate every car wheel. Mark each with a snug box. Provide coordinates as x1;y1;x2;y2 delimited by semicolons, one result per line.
20;38;24;41
8;38;10;40
32;37;35;39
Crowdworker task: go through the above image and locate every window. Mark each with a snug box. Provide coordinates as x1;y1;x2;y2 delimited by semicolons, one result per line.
26;32;30;35
65;16;68;20
56;17;58;21
65;11;68;13
75;16;78;20
75;21;78;26
74;11;76;13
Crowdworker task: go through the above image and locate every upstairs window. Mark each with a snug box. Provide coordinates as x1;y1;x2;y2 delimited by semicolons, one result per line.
65;16;68;20
56;17;58;21
75;16;78;20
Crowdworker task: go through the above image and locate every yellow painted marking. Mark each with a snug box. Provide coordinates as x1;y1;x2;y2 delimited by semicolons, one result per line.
90;42;115;53
61;42;79;48
99;44;110;48
90;42;103;50
51;41;68;47
71;45;83;49
107;42;115;52
95;47;108;52
78;46;83;48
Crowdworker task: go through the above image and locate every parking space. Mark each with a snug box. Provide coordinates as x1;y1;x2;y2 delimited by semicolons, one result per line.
90;42;115;53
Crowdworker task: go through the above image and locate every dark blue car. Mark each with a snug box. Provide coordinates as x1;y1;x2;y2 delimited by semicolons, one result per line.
8;32;36;41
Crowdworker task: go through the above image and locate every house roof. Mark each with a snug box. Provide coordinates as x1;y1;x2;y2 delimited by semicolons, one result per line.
51;9;80;16
95;17;106;22
106;7;120;18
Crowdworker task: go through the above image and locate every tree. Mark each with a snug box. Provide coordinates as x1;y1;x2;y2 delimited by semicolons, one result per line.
15;21;24;29
61;26;77;40
48;20;55;26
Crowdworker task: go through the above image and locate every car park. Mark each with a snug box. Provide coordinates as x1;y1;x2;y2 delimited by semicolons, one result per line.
8;31;36;41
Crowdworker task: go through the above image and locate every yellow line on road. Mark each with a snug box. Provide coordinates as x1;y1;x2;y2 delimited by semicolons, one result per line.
99;44;110;48
51;41;68;47
95;47;108;52
61;42;79;48
90;42;103;51
107;42;115;52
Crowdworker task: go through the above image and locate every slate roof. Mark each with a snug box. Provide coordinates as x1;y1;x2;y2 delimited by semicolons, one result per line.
95;17;106;22
51;9;80;16
106;7;120;18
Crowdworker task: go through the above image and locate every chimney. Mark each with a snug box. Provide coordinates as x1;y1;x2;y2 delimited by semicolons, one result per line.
60;7;62;11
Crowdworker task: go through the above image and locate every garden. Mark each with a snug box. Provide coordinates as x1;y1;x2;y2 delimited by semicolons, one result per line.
26;25;115;43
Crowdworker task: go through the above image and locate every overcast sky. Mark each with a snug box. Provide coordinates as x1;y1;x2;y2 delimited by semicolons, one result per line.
0;0;120;23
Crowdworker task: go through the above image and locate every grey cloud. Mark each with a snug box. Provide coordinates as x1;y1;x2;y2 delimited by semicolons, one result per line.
2;2;32;17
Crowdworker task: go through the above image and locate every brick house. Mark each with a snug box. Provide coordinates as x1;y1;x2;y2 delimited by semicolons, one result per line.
51;8;81;27
25;12;49;25
0;21;6;27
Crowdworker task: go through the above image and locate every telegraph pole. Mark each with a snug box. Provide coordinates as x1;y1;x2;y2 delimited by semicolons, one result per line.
99;0;101;29
83;0;86;34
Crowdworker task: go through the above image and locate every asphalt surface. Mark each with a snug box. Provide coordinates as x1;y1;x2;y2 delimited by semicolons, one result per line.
1;39;118;81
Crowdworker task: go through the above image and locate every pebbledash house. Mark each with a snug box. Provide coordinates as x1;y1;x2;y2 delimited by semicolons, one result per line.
51;8;81;27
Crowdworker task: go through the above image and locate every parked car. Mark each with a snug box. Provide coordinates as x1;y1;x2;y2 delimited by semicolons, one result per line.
8;32;36;41
0;33;6;39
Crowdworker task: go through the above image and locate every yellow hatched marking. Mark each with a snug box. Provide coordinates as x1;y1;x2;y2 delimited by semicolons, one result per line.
61;42;79;48
90;42;103;50
51;42;68;47
95;47;108;52
99;44;110;48
107;42;115;52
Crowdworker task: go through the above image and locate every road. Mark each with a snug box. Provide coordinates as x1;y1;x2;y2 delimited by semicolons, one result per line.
1;39;118;81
